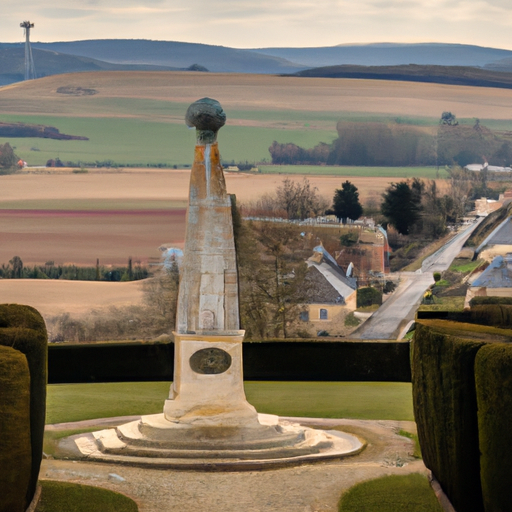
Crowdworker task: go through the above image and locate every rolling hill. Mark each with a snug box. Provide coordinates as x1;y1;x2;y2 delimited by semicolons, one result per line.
290;64;512;90
27;40;304;74
251;42;512;69
3;40;512;87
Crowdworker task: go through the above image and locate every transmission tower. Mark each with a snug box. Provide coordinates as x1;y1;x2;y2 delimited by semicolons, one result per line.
20;21;36;80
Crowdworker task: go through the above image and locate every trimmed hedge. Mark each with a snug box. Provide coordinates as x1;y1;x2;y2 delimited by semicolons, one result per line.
469;296;512;307
0;345;31;512
469;305;512;328
411;322;485;512
417;305;512;330
356;287;383;308
475;344;512;512
48;340;412;383
0;304;47;510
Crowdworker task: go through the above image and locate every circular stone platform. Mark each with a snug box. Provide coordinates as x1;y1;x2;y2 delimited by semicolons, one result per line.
59;413;365;471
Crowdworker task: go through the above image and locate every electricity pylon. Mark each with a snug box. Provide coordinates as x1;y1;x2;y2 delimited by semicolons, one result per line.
20;21;36;80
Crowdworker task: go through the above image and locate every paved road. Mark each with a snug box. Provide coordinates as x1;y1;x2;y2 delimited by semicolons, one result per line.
351;272;434;340
421;217;484;273
352;218;484;340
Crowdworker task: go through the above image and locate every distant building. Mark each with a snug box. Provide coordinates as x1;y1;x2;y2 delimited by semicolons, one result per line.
474;216;512;261
297;245;357;335
336;226;391;283
465;163;512;173
465;254;512;307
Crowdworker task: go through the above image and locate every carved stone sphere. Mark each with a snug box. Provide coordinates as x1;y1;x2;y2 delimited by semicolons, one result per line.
185;98;226;132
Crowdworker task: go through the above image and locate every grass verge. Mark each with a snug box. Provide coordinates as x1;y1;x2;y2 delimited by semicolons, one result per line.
398;429;422;458
46;381;414;424
418;296;466;312
338;473;443;512
36;481;138;512
259;165;447;178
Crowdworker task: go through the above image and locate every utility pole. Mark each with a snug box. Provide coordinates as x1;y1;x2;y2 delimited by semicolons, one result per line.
20;21;36;81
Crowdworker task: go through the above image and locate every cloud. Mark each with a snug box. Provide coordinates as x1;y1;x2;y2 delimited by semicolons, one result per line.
1;0;512;49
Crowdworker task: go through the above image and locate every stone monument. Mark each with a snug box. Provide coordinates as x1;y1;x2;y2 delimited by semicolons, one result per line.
68;98;363;469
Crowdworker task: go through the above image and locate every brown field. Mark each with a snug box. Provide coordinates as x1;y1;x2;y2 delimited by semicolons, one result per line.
0;279;145;317
3;71;512;120
0;170;447;266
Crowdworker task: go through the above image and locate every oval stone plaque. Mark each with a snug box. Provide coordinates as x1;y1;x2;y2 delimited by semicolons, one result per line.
189;348;232;375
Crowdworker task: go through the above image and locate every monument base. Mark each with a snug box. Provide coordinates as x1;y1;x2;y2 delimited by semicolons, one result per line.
62;413;364;470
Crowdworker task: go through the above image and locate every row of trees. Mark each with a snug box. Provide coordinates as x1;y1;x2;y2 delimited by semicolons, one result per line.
269;115;512;168
0;257;150;281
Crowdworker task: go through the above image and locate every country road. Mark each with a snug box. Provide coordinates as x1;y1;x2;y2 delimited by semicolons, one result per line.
352;218;484;340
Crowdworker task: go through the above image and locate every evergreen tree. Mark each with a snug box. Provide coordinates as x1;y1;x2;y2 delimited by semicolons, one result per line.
381;182;420;235
331;180;363;224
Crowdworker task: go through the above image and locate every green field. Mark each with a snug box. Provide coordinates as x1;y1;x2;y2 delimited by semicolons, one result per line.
46;381;414;424
259;165;449;178
0;114;337;166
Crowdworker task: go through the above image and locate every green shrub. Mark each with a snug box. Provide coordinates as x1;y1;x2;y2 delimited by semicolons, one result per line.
36;481;138;512
475;344;512;512
0;345;31;512
344;312;361;327
356;286;382;308
433;272;441;282
338;473;443;512
0;305;47;509
412;322;485;512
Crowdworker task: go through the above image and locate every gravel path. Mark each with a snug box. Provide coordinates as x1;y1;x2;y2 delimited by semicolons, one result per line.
42;417;427;512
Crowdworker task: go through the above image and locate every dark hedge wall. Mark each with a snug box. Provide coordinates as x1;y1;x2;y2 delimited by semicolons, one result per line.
0;345;31;512
48;342;174;383
48;340;411;383
475;344;512;512
243;341;410;381
412;322;485;512
0;304;47;510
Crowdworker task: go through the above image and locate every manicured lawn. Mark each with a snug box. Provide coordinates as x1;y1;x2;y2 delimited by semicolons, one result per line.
46;381;414;424
36;481;138;512
338;474;443;512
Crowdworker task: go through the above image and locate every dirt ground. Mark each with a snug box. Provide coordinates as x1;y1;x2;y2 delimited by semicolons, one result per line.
0;170;417;266
0;279;145;317
1;169;416;204
42;417;426;512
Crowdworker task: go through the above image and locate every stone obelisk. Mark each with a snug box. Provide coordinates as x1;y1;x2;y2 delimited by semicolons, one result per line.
163;97;259;427
67;99;363;468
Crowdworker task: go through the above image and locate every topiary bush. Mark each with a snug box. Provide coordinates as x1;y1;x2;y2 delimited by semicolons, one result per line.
0;304;47;511
475;344;512;512
0;345;31;512
412;322;485;512
469;305;512;328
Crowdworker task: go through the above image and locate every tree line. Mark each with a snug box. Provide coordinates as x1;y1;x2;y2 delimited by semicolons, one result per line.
269;116;512;167
0;257;150;281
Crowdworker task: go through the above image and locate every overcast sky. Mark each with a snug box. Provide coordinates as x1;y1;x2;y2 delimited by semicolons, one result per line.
3;0;512;50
